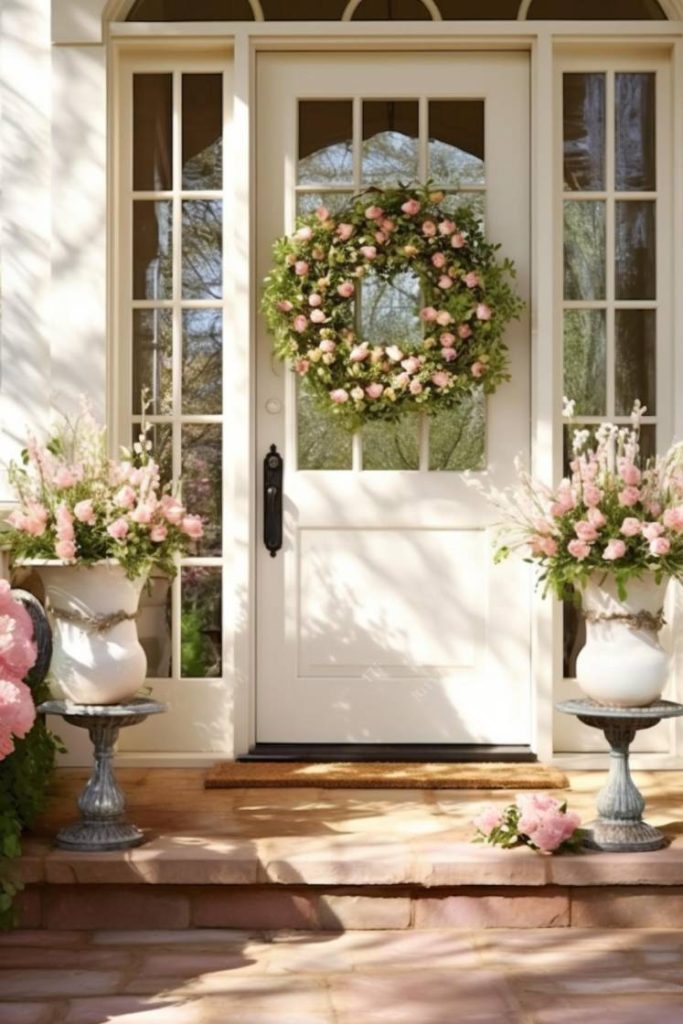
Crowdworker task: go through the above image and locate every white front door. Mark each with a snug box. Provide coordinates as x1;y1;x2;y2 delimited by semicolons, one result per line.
255;51;531;747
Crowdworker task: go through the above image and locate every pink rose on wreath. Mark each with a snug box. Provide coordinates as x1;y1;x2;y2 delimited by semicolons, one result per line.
308;293;322;307
365;383;384;399
336;223;354;241
293;315;309;333
420;306;438;322
421;220;437;237
401;198;421;216
463;271;480;288
310;309;326;324
360;245;377;261
294;261;309;277
457;324;472;340
337;281;355;298
442;348;457;363
436;311;454;327
471;361;485;378
330;389;349;404
365;205;383;220
476;303;492;321
431;371;450;389
438;275;453;290
451;233;466;249
431;252;447;269
438;219;455;236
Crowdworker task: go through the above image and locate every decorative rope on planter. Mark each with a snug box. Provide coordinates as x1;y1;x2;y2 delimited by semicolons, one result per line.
50;606;138;634
584;609;665;632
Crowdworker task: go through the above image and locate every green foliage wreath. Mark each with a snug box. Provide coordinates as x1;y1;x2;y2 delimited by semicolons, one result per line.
262;184;523;430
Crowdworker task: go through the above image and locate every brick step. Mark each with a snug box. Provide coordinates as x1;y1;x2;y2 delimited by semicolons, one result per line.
18;835;683;930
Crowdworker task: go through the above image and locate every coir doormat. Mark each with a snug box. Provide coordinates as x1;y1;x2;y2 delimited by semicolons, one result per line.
204;761;568;790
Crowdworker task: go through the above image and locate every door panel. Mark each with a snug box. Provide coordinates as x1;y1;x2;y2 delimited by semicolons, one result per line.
256;51;531;745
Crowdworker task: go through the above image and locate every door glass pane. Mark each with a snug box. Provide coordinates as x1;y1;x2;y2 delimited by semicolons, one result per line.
128;0;254;17
363;415;420;470
441;191;485;227
529;0;666;17
563;73;605;192
428;100;485;188
133;74;172;191
360;272;422;349
181;567;222;678
352;0;432;17
133;309;173;415
615;200;656;300
181;200;223;299
133;201;172;300
563;200;605;300
182;310;222;415
563;309;606;416
139;574;172;678
615;309;656;415
182;74;223;191
615;71;656;192
362;100;419;187
298;385;352;471
182;424;222;555
428;394;486;471
298;101;353;185
296;192;351;218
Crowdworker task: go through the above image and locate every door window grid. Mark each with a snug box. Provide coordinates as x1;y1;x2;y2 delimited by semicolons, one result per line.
129;68;225;681
561;66;660;681
295;96;487;472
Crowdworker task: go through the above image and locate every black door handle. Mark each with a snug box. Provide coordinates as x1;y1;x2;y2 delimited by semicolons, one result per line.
264;444;283;557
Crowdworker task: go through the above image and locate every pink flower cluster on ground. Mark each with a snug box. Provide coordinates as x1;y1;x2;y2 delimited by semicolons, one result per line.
0;581;37;761
516;794;582;853
472;792;582;855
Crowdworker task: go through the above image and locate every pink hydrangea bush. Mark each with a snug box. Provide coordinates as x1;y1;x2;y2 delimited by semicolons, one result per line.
0;582;37;762
472;794;583;855
491;400;683;600
5;402;203;580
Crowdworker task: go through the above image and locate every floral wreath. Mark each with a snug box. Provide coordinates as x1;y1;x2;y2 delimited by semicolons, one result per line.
262;184;524;429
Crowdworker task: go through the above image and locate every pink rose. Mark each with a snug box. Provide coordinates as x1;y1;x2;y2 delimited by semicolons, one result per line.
530;535;558;557
431;252;447;269
150;524;168;543
336;223;354;241
451;233;466;249
295;225;313;242
74;499;96;525
476;303;492;321
55;539;76;561
619;461;641;486
442;348;457;363
431;371;450;388
294;359;310;375
381;218;396;233
337;280;355;298
436;311;453;327
619;486;641;508
54;467;78;489
438;219;455;236
472;804;503;835
107;517;129;541
438;275;453;290
409;379;423;395
365;204;384;220
131;503;154;525
374;231;386;244
276;300;293;313
181;515;204;540
0;679;36;760
309;309;326;323
420;306;438;322
395;372;410;388
401;356;421;375
603;538;626;561
365;383;384;399
620;517;642;537
642;521;665;541
386;346;404;363
294;261;309;277
330;389;349;404
663;506;683;532
583;484;602;507
421;220;436;237
350;344;369;362
293;315;309;333
360;245;377;261
457;324;472;340
568;539;591;560
440;332;455;348
471;361;485;378
587;507;606;528
319;339;336;353
115;485;136;509
308;293;322;307
160;496;185;525
646;501;662;518
463;272;480;288
316;206;329;222
400;198;421;216
575;520;598;542
650;537;671;556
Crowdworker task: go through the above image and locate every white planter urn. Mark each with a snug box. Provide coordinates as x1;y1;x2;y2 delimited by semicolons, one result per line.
576;572;670;708
32;561;148;705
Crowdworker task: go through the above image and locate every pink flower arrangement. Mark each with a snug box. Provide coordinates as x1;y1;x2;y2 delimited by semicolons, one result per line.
6;402;204;581
473;793;582;854
262;184;523;429
0;582;37;762
491;400;683;599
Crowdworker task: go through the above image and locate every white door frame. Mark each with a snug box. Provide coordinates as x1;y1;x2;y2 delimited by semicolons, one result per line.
106;19;683;767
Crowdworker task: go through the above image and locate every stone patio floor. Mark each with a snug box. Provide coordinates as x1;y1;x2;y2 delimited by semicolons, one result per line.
2;926;683;1023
